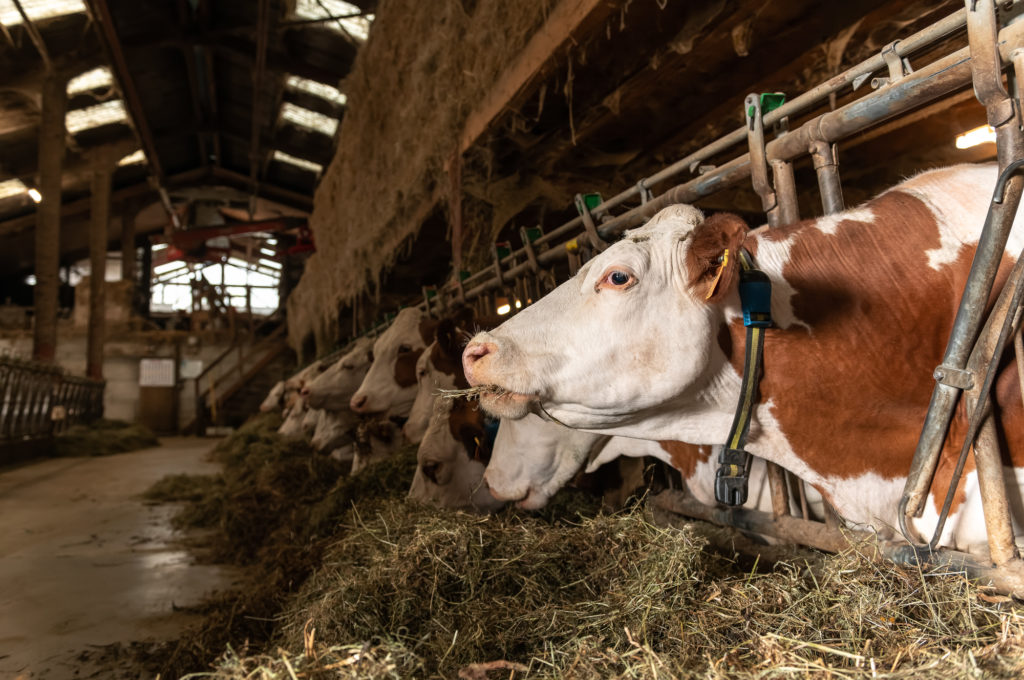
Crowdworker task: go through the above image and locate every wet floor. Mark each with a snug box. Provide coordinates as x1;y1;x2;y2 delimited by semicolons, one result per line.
0;438;237;679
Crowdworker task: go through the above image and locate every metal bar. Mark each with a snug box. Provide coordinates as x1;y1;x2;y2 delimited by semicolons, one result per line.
457;18;1024;302
766;462;790;519
809;140;845;214
651;489;1024;596
455;6;972;293
901;4;1024;528
771;160;800;225
973;415;1018;564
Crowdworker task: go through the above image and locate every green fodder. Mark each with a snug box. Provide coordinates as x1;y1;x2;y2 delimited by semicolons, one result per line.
197;501;1024;680
53;419;159;457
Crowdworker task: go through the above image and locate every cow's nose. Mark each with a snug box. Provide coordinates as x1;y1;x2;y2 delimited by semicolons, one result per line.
462;341;497;382
300;386;310;397
350;393;369;412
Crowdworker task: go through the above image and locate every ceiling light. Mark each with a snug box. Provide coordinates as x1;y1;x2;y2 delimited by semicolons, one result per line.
955;124;996;149
496;304;511;316
27;188;42;203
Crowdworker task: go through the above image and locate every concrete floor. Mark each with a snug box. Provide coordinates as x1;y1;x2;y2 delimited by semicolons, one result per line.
0;438;237;679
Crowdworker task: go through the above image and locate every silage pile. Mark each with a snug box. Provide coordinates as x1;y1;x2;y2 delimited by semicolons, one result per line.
148;415;1024;679
53;418;159;457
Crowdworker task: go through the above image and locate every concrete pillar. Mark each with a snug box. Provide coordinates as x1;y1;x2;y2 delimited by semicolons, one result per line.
120;203;136;282
86;164;113;380
32;75;68;363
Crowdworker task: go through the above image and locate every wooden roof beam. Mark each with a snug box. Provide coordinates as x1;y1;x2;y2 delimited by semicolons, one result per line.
457;0;615;155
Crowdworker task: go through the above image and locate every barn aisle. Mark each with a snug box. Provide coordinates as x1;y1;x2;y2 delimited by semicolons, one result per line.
0;439;236;679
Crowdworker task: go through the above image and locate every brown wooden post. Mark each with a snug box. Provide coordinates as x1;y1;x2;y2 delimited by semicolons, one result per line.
86;158;114;380
32;74;67;363
120;201;136;282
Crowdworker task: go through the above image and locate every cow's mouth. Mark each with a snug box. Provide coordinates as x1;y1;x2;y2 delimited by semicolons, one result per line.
477;387;535;419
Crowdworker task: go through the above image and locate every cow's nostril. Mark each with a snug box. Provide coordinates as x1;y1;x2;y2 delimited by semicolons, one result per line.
350;394;368;411
463;341;497;366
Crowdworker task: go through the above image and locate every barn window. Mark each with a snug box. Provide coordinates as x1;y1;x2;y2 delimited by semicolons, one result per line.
280;102;339;137
0;178;29;201
293;0;373;42
67;67;114;95
286;75;347;107
0;0;86;26
118;149;146;166
272;150;322;174
65;99;129;133
150;258;281;316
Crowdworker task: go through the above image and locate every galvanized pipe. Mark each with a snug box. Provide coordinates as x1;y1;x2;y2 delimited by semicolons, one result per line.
456;7;974;292
809;140;845;214
901;6;1024;527
771;160;800;225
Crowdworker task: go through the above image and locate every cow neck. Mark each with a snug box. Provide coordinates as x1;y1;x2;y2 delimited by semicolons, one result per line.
714;248;772;506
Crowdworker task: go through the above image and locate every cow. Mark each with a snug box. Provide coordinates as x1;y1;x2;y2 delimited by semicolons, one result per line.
461;163;1024;555
407;394;506;512
485;413;821;516
259;380;286;412
303;337;375;411
349;308;435;417
277;392;308;439
403;319;471;443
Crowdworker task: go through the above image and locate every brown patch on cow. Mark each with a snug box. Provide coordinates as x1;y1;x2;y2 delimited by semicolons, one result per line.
447;397;490;464
418;317;440;345
430;341;470;389
659;441;711;478
393;347;425;387
686;213;749;302
722;190;1024;520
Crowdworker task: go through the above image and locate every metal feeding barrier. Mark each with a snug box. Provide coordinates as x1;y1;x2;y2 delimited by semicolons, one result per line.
332;1;1024;592
0;356;105;445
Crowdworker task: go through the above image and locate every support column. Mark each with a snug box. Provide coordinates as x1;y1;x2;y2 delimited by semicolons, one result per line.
87;162;114;380
32;74;68;362
120;202;136;282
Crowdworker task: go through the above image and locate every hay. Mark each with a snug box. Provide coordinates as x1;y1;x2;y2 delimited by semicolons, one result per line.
142;414;419;678
436;385;508;401
53;418;159;457
194;501;1024;679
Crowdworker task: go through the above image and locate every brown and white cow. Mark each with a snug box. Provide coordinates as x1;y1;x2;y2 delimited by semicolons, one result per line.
462;163;1024;554
304;336;375;411
407;394;505;512
403;319;471;443
350;308;436;417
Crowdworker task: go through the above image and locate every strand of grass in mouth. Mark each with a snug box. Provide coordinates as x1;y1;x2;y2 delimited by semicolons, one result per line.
435;385;509;401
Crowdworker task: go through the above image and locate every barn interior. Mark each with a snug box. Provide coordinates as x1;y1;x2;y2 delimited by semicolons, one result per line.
3;0;1024;678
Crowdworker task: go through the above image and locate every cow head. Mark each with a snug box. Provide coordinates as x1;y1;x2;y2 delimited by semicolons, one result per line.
311;410;352;452
408;396;504;512
483;413;608;510
277;393;308;440
350;308;434;417
462;206;748;433
304;337;374;411
259;381;285;412
403;319;471;443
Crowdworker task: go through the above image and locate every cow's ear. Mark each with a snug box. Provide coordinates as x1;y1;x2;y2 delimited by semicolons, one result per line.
449;305;475;332
436;318;462;358
418;317;440;345
687;212;748;302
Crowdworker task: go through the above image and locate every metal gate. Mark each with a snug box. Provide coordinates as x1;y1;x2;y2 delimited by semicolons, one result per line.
0;356;105;446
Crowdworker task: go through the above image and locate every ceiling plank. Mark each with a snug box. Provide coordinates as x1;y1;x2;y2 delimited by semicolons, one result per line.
86;0;166;182
457;0;615;155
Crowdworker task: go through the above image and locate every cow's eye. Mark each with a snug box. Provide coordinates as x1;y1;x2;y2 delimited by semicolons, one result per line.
367;352;374;363
398;344;412;354
597;268;636;291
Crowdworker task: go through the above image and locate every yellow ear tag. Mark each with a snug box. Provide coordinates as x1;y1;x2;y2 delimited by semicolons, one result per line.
705;248;729;300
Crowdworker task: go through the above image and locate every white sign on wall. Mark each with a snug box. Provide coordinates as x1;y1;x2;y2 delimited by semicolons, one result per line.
139;358;176;387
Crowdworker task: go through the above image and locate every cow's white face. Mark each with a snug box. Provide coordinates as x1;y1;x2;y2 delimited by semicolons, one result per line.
403;346;445;444
277;398;307;440
259;381;285;412
304;337;374;411
311;410;352;452
463;205;744;433
408;397;504;512
301;406;321;436
483;413;607;510
350;308;431;417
